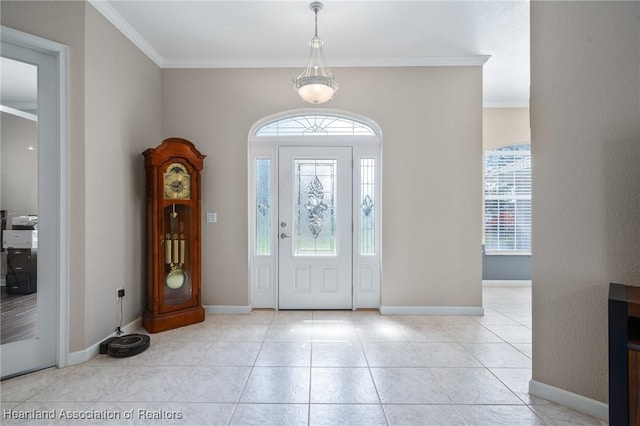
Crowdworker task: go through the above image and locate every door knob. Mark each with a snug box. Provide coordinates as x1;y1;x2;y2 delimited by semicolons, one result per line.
280;233;291;239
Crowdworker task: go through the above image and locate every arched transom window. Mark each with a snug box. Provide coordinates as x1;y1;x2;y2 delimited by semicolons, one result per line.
255;114;378;136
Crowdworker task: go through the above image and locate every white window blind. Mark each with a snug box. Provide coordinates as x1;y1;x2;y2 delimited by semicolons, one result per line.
484;145;531;253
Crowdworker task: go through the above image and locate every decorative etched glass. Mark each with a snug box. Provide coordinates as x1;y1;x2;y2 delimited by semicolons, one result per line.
362;195;373;217
306;176;328;238
255;114;377;136
294;159;337;256
360;159;376;255
255;159;271;255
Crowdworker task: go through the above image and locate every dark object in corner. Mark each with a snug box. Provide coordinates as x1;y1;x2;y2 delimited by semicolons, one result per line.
100;334;150;357
609;283;640;425
99;336;117;354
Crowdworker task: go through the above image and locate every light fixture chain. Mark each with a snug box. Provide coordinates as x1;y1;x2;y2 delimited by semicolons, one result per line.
310;1;323;37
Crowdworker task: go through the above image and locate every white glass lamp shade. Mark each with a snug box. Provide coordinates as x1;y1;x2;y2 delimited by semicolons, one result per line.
294;76;338;104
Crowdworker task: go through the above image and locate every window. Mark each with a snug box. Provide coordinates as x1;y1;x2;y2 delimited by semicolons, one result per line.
294;159;338;256
255;158;271;255
360;158;376;255
255;114;377;136
484;144;531;253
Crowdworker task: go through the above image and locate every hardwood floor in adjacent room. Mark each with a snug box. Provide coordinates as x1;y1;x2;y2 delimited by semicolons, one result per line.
0;286;37;344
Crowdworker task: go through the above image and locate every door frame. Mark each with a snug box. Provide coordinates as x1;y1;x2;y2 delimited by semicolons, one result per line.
1;26;70;375
248;109;382;310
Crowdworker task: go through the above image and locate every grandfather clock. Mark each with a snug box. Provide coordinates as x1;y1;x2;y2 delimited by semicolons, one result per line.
142;138;205;333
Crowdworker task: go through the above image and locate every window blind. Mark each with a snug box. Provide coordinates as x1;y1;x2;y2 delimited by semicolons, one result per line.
484;146;531;253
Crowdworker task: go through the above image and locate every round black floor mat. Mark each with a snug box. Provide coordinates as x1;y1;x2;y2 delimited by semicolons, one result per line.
107;333;150;358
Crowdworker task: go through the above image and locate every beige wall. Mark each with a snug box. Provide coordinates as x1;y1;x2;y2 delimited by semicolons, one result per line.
483;107;530;150
1;113;38;221
84;5;161;346
162;66;483;308
531;1;640;403
2;1;161;351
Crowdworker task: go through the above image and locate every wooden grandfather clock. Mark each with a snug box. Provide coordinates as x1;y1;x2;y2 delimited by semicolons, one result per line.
142;138;206;333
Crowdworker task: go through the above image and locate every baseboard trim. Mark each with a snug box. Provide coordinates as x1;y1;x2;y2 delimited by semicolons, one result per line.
204;305;252;314
67;317;142;365
529;379;608;421
483;280;532;287
379;305;484;315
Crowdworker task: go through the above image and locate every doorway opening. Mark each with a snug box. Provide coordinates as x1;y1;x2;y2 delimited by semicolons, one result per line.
249;110;382;310
1;26;69;378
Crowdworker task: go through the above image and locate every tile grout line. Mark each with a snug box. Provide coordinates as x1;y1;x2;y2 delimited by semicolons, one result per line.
156;364;196;423
355;316;390;426
226;312;274;425
7;365;80;404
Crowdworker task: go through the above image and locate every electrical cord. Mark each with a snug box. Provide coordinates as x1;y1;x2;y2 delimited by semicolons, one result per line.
116;296;123;336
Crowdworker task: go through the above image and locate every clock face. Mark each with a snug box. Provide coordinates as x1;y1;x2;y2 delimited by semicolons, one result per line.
164;163;191;199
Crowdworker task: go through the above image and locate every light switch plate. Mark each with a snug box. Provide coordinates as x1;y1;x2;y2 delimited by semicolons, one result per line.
206;212;217;223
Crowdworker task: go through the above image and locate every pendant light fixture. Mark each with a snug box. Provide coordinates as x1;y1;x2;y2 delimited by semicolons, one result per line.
293;1;338;104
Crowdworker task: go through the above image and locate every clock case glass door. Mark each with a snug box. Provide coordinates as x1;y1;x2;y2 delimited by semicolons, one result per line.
162;202;192;306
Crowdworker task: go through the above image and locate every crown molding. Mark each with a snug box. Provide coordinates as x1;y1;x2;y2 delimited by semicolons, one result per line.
161;55;491;69
1;105;38;121
88;0;164;67
1;101;37;110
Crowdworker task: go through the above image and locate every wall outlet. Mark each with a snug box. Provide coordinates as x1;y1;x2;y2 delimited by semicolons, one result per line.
116;287;125;300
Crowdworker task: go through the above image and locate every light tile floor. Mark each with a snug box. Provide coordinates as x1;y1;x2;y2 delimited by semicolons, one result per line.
0;287;608;425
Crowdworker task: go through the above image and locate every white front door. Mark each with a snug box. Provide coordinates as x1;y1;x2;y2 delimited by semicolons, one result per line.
278;146;352;309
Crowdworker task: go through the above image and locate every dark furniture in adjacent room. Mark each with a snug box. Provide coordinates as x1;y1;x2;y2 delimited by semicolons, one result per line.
609;282;640;425
6;248;37;295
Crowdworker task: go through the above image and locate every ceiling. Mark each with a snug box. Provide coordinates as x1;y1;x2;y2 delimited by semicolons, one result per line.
0;1;530;111
1;57;38;113
93;0;530;107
